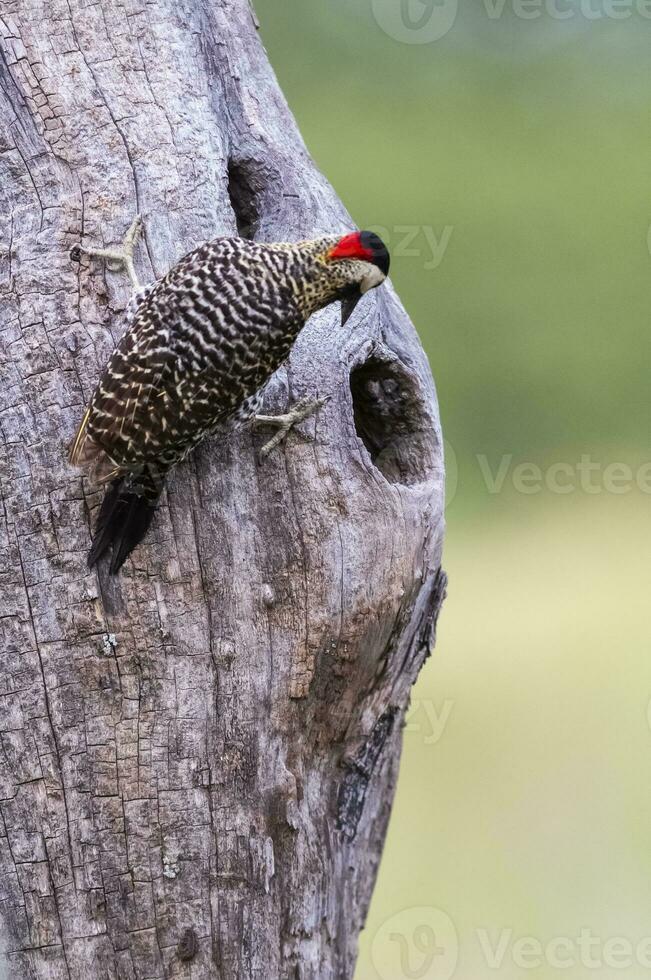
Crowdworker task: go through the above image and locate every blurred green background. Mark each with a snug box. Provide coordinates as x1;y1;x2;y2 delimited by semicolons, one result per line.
254;3;649;977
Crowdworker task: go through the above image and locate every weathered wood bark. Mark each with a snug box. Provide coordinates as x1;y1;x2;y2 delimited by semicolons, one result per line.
0;1;446;977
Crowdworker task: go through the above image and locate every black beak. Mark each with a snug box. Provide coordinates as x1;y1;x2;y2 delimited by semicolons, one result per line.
341;291;362;327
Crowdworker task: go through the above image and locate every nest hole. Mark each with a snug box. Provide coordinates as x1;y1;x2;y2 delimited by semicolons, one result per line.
350;357;436;486
227;159;262;239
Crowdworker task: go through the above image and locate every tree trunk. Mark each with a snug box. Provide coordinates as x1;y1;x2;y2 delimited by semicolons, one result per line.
0;1;446;977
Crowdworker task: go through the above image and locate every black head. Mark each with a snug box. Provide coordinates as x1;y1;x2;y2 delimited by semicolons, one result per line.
323;229;391;326
328;230;391;278
358;230;391;277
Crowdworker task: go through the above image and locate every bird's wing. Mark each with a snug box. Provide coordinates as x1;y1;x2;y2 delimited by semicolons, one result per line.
70;245;237;474
70;308;184;472
69;279;166;473
69;237;290;476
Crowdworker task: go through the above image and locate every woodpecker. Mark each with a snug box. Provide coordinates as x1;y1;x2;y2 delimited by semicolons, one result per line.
69;218;390;573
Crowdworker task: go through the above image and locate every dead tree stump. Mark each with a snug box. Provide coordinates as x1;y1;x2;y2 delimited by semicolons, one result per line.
0;1;446;976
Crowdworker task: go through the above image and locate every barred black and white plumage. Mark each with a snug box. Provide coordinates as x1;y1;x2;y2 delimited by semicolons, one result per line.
70;229;390;573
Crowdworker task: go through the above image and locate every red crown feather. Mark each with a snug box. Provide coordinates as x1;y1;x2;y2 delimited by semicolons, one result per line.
328;232;376;263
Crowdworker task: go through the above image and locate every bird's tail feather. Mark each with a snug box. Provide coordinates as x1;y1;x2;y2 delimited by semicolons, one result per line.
89;469;162;574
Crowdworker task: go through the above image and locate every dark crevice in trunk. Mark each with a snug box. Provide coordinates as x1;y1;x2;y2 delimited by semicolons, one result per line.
350;356;436;486
227;158;263;239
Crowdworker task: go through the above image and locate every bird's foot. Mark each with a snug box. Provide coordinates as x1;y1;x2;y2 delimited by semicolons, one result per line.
70;214;143;289
255;395;329;458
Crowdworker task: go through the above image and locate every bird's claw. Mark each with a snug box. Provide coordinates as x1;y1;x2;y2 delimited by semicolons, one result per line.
69;214;143;289
256;395;330;459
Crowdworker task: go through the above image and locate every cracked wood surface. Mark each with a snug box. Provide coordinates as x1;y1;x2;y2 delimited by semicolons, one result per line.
0;1;446;977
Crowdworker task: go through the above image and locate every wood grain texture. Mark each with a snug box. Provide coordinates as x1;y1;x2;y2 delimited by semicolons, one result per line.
0;1;446;976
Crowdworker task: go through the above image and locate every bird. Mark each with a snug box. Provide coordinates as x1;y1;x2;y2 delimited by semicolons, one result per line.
68;218;390;574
